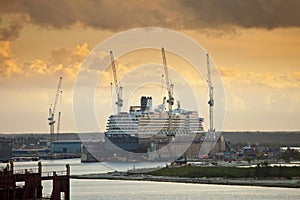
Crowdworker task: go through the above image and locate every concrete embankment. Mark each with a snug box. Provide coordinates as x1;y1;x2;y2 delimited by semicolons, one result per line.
71;172;300;188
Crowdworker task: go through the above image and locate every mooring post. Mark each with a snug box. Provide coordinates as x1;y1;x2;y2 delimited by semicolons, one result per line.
38;162;42;174
66;164;70;176
9;160;14;173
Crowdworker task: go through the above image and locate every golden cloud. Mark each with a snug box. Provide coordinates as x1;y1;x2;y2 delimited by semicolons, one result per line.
217;66;300;89
0;41;22;77
246;72;300;89
0;41;10;58
0;42;90;78
218;66;240;77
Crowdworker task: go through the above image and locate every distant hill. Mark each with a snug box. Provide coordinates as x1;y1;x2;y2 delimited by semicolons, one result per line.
223;131;300;146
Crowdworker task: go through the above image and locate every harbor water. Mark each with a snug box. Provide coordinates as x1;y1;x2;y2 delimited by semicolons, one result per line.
1;159;299;200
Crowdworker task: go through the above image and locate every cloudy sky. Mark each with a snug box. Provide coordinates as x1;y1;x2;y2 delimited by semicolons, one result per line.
0;0;299;133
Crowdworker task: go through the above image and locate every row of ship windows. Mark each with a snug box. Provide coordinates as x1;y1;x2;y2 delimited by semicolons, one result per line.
106;130;203;135
108;120;203;123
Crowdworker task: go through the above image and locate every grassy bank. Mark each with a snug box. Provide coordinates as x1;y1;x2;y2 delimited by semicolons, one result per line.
148;166;300;179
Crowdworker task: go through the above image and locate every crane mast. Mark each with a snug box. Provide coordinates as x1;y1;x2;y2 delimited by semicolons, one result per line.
56;111;61;140
206;53;215;132
161;48;175;135
48;77;63;144
110;51;123;114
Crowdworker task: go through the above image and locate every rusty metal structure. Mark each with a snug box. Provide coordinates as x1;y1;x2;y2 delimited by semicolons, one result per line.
0;161;70;200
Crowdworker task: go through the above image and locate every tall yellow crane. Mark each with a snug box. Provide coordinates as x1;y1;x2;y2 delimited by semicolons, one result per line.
110;51;123;114
161;48;175;136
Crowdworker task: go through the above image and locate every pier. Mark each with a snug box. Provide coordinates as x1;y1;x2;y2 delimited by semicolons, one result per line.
0;161;70;200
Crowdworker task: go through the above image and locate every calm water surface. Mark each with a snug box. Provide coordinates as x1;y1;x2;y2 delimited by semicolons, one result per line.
1;159;299;199
69;179;300;200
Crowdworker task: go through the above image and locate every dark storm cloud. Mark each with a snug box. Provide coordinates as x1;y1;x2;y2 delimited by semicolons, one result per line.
0;0;170;30
0;14;26;40
177;0;300;29
0;0;300;40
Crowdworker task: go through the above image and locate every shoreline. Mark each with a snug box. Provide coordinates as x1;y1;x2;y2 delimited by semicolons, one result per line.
71;172;300;188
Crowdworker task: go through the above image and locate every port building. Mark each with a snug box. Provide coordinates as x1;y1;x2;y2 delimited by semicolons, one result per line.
0;140;12;162
51;140;81;154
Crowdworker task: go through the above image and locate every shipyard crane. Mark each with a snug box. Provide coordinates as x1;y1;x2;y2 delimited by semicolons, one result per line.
161;48;175;136
56;90;63;140
56;111;61;140
48;77;63;143
206;53;215;133
110;51;123;114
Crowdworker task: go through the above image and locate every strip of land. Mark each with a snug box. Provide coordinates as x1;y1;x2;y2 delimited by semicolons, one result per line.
71;167;300;188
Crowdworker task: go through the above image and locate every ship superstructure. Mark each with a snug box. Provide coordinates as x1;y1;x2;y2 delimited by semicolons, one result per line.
104;96;204;154
106;96;204;138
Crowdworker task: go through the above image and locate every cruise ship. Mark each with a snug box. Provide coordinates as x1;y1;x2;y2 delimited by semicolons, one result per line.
105;96;204;151
81;96;205;162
